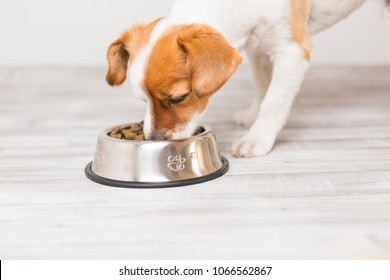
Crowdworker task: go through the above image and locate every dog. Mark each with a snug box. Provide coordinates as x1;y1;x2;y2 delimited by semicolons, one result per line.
106;0;389;157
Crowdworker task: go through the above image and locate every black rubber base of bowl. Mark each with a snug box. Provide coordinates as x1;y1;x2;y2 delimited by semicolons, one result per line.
84;157;229;189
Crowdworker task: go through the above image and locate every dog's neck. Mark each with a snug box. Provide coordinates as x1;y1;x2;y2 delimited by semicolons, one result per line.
168;0;271;50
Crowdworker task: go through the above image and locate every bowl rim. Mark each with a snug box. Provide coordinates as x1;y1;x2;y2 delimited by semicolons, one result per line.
101;123;213;143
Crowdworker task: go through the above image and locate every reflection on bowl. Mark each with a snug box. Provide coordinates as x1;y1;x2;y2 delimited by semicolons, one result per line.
85;123;229;188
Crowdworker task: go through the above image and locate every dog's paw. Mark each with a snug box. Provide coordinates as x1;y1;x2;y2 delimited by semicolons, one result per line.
234;108;258;127
232;134;275;158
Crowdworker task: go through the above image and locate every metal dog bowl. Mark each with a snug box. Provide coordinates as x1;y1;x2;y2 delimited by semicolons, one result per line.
85;123;229;188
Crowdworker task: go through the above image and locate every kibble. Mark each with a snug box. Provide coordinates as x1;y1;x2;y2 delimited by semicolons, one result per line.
108;121;145;140
107;121;204;141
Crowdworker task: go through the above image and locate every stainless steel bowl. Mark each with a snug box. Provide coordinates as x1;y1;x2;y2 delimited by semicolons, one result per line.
85;123;229;188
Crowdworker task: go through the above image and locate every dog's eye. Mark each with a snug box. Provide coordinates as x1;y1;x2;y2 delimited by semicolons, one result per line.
170;93;189;105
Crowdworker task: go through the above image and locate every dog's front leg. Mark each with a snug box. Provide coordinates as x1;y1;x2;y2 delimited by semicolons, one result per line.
233;44;310;157
234;50;272;127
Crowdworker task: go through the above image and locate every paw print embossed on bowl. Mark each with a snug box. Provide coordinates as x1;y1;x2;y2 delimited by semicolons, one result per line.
167;155;186;172
85;123;228;188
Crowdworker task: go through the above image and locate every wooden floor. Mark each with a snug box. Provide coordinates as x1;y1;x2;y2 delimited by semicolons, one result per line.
0;65;390;259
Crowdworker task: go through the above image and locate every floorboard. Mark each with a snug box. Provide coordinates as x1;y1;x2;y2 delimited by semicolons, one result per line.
0;65;390;259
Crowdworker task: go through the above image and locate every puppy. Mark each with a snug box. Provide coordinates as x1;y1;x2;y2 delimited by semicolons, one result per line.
106;0;388;157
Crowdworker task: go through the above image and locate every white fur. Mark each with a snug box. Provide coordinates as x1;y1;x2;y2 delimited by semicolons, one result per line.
169;0;369;156
233;44;310;157
143;99;152;139
129;0;372;153
129;17;192;136
309;0;366;34
171;112;205;139
171;0;290;50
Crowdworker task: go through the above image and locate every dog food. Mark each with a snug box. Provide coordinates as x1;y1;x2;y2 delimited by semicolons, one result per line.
108;121;145;140
108;121;205;140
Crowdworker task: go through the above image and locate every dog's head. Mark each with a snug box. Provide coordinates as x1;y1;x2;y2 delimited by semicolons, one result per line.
106;18;242;140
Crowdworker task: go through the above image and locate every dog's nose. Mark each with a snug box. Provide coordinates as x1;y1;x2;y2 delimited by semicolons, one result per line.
149;130;167;141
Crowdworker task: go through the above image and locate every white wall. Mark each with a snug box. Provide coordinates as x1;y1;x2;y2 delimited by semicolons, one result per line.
0;0;174;66
0;0;389;66
312;0;390;65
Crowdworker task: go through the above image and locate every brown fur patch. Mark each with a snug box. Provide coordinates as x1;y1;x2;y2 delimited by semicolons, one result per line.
143;24;242;138
288;0;312;60
106;18;162;86
177;25;243;97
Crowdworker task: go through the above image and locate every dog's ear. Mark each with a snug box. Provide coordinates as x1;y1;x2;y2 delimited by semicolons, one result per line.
177;25;242;97
106;24;146;86
106;36;130;86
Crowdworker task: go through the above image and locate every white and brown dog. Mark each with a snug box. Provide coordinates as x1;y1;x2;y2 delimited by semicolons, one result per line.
106;0;389;157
